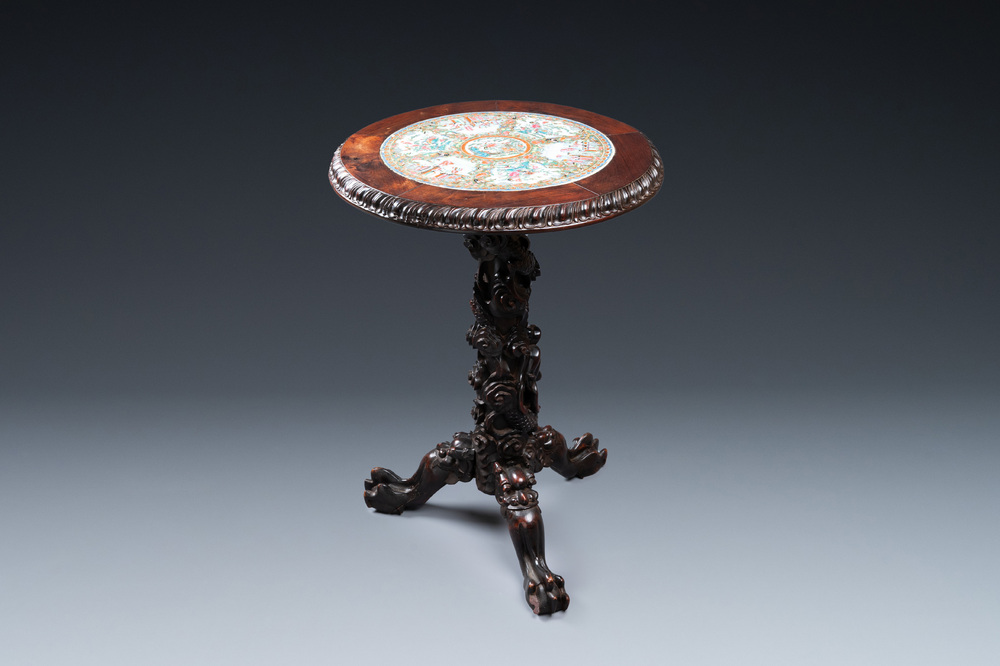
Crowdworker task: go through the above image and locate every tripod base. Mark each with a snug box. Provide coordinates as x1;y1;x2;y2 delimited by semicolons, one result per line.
364;426;606;614
363;234;607;615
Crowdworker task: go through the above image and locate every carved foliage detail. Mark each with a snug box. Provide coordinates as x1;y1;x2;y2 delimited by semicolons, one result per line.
434;433;476;485
464;234;547;493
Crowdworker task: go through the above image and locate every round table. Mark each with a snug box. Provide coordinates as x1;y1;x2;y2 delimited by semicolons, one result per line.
329;100;662;614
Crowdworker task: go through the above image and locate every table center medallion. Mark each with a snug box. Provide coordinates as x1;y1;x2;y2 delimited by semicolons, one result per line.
462;135;531;159
379;111;616;191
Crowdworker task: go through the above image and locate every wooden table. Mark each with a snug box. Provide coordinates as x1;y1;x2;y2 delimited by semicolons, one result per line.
329;100;662;614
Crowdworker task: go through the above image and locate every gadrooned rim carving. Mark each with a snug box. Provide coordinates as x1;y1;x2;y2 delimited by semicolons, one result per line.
328;139;663;233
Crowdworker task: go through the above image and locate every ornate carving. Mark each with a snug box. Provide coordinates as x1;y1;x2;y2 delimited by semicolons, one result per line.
329;142;663;233
536;426;607;480
363;433;475;515
362;234;608;614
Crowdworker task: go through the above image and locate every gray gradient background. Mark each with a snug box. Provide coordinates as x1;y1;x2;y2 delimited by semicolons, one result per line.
2;3;998;664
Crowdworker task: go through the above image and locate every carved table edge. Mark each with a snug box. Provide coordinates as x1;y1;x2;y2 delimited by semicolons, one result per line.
328;141;663;234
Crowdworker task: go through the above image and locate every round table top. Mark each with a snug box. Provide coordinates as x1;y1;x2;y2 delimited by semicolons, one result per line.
329;100;662;234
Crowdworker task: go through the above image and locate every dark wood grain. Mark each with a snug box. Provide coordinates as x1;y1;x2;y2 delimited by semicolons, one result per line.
396;182;596;208
490;99;640;136
339;133;420;196
574;132;655;195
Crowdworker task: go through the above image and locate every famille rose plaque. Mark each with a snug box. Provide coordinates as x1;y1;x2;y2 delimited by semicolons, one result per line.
379;111;616;191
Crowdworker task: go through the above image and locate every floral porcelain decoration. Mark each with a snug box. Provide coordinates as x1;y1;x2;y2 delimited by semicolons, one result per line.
379;112;616;192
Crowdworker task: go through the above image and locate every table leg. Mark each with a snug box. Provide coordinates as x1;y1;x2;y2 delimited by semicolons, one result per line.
363;433;475;515
362;233;607;614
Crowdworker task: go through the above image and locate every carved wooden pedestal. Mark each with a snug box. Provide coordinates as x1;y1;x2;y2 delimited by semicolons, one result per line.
363;233;606;614
330;100;662;614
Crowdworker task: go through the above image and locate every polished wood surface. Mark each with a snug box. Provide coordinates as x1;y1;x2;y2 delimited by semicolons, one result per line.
330;100;662;233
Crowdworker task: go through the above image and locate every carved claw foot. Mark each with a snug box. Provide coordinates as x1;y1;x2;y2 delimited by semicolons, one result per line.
565;433;607;479
363;435;476;515
495;463;570;614
537;426;608;480
364;467;417;515
525;566;570;615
